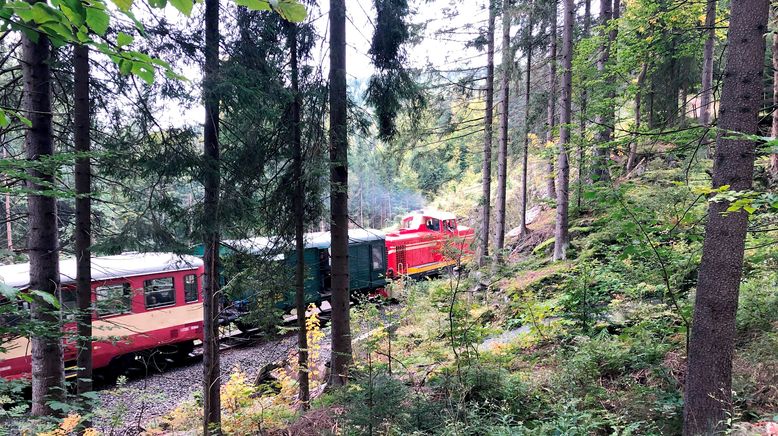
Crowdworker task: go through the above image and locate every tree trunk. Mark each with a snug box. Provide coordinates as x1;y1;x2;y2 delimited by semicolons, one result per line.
577;0;591;210
329;0;353;387
73;43;92;417
545;1;558;199
202;0;222;430
23;7;64;416
288;22;310;409
767;6;778;181
494;0;511;259
479;0;497;266
553;0;573;261
520;5;534;236
627;62;647;172
699;0;716;127
683;1;768;433
591;0;612;182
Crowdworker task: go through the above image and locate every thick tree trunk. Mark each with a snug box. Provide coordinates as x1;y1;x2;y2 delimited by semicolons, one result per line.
73;43;92;416
683;1;768;433
577;0;591;210
591;0;612;182
479;0;497;266
627;62;647;172
771;5;778;179
288;22;310;409
23;10;64;417
202;0;222;430
699;0;716;127
329;0;353;387
545;1;558;199
494;0;511;259
553;0;573;261
520;7;534;237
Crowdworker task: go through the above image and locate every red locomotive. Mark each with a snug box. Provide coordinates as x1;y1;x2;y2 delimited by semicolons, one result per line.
0;253;204;380
385;210;475;279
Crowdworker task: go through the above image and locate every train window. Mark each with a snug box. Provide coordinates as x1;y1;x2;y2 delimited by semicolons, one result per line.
371;245;383;270
426;218;441;232
184;274;198;303
144;277;175;309
95;283;132;316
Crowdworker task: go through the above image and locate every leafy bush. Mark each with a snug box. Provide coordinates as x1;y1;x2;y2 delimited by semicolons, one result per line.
736;272;778;335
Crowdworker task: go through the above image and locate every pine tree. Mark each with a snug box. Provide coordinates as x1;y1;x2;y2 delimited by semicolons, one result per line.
23;3;65;416
329;0;353;387
545;0;557;199
73;43;93;416
479;0;497;266
683;1;768;433
591;0;612;182
519;1;535;237
202;0;222;429
493;0;512;259
287;20;309;408
553;0;573;261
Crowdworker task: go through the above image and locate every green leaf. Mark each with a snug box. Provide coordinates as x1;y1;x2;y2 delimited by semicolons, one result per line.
274;0;306;22
116;31;134;47
58;0;86;26
111;0;133;11
17;114;32;127
30;3;61;24
85;7;109;36
169;0;192;16
118;59;133;75
131;63;155;84
233;0;271;11
0;282;17;299
30;290;60;309
0;110;9;128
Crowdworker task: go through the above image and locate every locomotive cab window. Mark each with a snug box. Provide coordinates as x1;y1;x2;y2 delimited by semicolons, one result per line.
144;277;175;309
371;245;383;270
96;283;132;316
184;274;198;303
426;218;441;232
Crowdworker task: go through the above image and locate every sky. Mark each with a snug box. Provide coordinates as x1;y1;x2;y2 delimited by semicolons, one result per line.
158;0;491;126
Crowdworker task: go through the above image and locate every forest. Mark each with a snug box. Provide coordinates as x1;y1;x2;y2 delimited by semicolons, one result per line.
0;0;776;434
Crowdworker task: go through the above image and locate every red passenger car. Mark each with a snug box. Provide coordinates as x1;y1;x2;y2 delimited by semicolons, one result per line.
0;253;204;380
385;210;475;278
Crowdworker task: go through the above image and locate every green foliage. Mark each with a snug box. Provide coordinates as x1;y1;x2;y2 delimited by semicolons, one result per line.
736;272;778;335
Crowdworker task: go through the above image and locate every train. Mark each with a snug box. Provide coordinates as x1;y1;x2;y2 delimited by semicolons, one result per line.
0;210;473;380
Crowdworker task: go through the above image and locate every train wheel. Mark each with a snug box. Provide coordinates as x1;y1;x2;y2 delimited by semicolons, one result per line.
101;353;136;385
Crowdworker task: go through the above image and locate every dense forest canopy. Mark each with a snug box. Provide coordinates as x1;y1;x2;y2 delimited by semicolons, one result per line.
0;0;776;434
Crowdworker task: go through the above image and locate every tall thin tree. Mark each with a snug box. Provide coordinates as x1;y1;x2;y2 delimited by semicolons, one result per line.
553;0;573;261
329;0;353;387
683;0;768;433
519;1;534;237
73;43;93;416
576;0;591;209
288;21;310;408
767;5;778;181
698;0;716;129
23;4;64;416
493;0;512;259
591;0;612;182
479;0;497;266
545;0;558;199
202;0;222;429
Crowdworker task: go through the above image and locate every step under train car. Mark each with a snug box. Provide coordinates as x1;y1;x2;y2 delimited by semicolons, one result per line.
0;253;204;380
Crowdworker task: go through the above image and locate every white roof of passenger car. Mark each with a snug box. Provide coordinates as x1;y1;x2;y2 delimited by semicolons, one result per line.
306;229;385;249
0;252;203;290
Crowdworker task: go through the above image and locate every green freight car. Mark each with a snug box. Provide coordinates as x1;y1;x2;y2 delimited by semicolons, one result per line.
192;229;387;326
